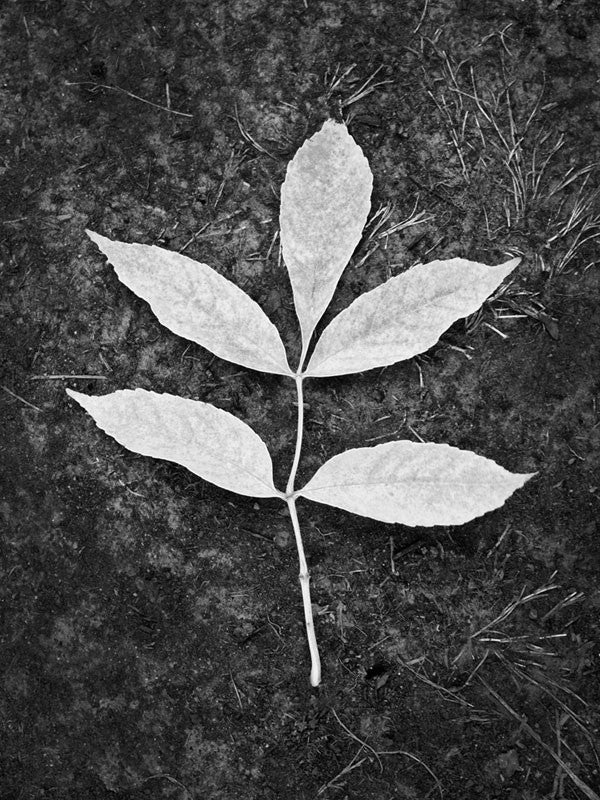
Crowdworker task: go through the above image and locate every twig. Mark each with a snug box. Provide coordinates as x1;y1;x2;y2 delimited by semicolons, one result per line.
65;81;193;118
30;374;107;380
2;385;42;411
178;222;211;254
331;709;383;771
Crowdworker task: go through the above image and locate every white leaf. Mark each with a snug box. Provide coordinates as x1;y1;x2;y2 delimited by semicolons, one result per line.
67;388;281;499
297;441;534;526
87;231;292;377
280;120;372;348
305;257;520;377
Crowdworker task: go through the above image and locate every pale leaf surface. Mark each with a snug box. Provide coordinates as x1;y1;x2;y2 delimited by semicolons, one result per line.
280;120;372;348
305;257;520;377
297;441;533;526
67;388;280;498
87;231;292;377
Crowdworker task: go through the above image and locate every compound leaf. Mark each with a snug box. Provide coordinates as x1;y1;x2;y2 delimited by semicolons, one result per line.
67;388;281;499
297;440;534;526
305;257;520;377
280;120;372;349
87;231;292;377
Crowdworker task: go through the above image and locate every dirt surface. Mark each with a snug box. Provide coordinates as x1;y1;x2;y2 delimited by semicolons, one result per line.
2;1;600;798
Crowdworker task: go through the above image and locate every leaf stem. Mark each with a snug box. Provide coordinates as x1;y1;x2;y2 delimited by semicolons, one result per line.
284;343;321;685
286;373;304;495
286;493;321;686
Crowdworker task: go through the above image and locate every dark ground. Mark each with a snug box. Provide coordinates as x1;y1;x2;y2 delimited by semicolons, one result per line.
1;1;600;798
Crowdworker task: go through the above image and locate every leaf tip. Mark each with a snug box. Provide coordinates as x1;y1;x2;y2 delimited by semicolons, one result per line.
501;469;536;505
519;470;537;485
66;388;97;416
85;229;103;246
502;256;522;273
322;117;347;132
86;230;117;260
65;388;88;406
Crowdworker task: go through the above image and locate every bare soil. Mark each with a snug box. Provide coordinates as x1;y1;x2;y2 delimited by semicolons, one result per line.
1;1;599;798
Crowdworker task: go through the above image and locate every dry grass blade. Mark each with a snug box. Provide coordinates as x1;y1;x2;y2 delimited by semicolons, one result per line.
330;709;443;798
344;65;393;107
425;89;470;183
547;163;597;199
423;44;592;246
143;774;192;798
541;590;585;623
364;200;433;245
316;751;367;796
455;575;599;787
545;175;600;274
413;0;429;34
324;62;357;96
232;104;276;159
479;676;600;800
331;709;383;771
65;80;192;118
495;651;600;772
469;576;560;640
377;748;443;798
400;659;474;708
324;63;392;114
